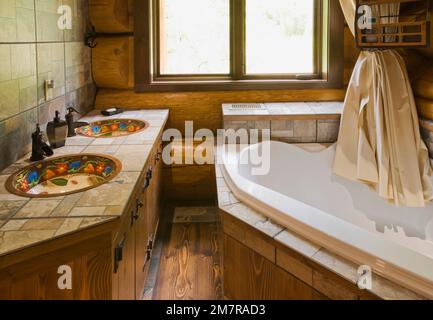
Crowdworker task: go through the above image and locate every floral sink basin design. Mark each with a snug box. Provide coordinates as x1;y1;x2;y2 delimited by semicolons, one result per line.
76;119;148;138
5;154;122;198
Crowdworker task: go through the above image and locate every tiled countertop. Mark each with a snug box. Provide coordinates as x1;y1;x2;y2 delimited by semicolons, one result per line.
0;109;169;257
215;147;425;300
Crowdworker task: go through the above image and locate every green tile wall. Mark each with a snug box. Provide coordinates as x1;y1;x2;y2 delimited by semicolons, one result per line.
0;0;95;171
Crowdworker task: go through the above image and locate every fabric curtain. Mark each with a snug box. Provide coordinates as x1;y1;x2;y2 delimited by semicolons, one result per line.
334;1;433;207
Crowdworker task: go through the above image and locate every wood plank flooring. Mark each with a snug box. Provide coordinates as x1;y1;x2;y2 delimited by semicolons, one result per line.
151;207;222;300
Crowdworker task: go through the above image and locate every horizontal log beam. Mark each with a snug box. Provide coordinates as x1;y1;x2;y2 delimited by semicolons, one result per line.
417;97;433;121
92;36;134;89
414;79;433;100
89;0;133;33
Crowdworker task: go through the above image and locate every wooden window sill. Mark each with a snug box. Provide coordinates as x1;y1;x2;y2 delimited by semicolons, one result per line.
135;79;343;93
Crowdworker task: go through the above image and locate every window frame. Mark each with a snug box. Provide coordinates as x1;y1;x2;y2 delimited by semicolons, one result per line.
134;0;344;92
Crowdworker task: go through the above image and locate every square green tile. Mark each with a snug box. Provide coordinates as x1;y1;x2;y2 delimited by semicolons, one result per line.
11;44;37;79
35;0;64;42
0;0;16;19
0;45;12;82
19;75;38;112
0;17;17;42
0;80;19;120
16;7;36;42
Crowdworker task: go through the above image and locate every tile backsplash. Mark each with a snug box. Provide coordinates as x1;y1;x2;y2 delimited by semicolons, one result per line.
0;0;95;171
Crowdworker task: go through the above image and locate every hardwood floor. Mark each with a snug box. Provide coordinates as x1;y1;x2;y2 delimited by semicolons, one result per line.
151;207;222;300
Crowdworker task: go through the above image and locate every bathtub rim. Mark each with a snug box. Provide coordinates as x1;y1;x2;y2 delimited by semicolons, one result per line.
219;141;433;299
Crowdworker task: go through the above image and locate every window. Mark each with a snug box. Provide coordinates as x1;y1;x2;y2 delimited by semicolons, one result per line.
159;0;230;75
135;0;343;91
245;0;315;75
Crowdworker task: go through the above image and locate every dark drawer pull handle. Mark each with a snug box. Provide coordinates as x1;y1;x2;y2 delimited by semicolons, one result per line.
147;239;153;251
147;168;153;180
114;235;126;274
132;200;143;222
155;150;162;163
142;240;153;272
143;168;153;190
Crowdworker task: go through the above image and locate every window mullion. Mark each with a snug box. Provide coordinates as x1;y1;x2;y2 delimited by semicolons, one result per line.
314;0;324;77
231;0;245;80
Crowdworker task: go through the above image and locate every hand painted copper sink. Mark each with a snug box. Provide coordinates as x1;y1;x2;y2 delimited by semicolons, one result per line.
5;154;122;198
75;119;148;138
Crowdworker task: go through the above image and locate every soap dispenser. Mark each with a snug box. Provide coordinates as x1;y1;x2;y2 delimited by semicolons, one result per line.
66;106;79;137
46;110;68;149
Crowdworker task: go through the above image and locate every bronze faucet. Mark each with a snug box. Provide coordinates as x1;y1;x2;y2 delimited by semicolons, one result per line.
30;124;54;162
66;106;89;137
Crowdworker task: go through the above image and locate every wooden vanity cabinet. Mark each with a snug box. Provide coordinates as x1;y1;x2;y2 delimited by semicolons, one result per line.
112;140;163;300
0;222;116;300
0;139;163;300
136;142;163;299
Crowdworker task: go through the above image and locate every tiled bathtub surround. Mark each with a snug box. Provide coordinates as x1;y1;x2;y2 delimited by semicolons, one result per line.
223;102;343;144
0;0;95;171
215;163;424;300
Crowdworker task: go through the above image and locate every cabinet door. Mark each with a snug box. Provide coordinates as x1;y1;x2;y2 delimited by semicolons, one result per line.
148;145;162;242
224;234;325;300
115;226;135;300
146;168;156;242
0;233;112;300
134;185;150;300
153;144;162;232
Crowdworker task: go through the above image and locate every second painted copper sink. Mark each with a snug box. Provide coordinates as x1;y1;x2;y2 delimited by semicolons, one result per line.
5;154;122;198
75;119;148;138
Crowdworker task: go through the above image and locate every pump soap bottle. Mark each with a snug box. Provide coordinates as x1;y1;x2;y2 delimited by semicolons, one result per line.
46;110;68;149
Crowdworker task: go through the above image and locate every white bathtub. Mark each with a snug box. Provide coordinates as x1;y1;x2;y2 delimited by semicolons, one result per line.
220;141;433;298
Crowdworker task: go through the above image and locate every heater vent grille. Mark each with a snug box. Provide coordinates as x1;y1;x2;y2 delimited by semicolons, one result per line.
227;103;266;110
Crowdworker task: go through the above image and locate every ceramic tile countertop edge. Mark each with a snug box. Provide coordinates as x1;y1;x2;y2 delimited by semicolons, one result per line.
222;101;344;120
0;216;117;257
0;109;169;257
215;163;425;300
